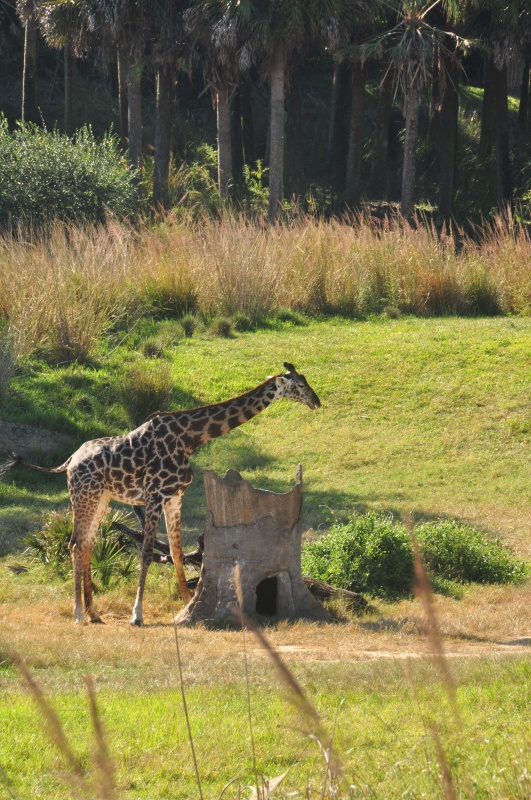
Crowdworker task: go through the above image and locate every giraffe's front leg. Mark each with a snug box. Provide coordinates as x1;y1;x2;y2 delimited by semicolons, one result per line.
130;497;163;626
164;493;191;604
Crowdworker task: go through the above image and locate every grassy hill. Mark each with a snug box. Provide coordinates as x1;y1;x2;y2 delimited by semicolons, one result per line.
1;315;530;799
1;315;529;554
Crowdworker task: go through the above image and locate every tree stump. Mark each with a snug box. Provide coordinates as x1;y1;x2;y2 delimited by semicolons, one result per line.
175;466;332;625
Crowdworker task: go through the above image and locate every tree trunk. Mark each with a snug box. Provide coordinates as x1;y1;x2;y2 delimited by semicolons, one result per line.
231;85;244;191
240;75;255;165
438;49;460;222
64;42;78;135
216;80;233;197
153;63;174;209
401;83;420;221
22;15;39;123
345;62;366;208
117;46;128;138
127;61;143;174
428;40;441;140
268;40;286;222
327;59;352;191
285;67;305;199
518;59;529;138
371;65;394;198
493;61;513;212
479;54;496;160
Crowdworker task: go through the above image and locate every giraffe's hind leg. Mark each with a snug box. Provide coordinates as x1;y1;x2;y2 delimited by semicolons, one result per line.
69;493;109;623
130;496;164;626
164;493;191;604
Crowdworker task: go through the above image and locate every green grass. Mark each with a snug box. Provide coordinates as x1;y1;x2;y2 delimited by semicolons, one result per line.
0;656;530;798
1;316;530;554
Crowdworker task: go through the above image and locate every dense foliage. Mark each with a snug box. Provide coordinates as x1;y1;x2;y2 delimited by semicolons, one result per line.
301;513;528;598
0;118;138;225
0;0;528;226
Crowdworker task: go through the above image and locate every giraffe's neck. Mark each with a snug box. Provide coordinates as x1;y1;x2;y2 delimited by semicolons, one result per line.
170;376;281;453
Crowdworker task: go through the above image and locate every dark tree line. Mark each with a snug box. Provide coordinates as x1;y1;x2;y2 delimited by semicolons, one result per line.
2;0;530;222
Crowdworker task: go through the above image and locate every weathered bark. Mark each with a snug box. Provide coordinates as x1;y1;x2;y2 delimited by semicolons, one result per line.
231;85;244;191
153;63;175;209
428;40;441;140
117;46;128;138
64;42;78;135
401;83;420;220
285;68;305;199
22;16;39;123
479;54;496;160
268;39;286;222
216;80;233;197
345;62;366;208
327;59;352;191
438;49;460;221
127;61;143;173
518;59;529;138
493;61;513;211
240;76;255;166
371;65;394;198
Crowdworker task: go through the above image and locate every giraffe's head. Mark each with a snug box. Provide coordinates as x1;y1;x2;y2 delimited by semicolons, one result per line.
275;362;321;410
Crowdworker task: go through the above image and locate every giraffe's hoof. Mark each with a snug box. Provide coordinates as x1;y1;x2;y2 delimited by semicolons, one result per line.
90;616;104;624
130;617;143;627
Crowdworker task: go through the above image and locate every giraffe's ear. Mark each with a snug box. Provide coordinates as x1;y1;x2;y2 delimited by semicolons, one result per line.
283;362;297;375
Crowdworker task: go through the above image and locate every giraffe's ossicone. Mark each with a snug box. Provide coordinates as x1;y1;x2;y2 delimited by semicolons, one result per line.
0;362;320;625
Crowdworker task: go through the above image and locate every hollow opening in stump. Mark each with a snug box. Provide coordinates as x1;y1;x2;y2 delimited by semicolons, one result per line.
255;576;278;616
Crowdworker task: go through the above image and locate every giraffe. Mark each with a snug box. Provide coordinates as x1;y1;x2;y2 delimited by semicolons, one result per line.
0;363;320;626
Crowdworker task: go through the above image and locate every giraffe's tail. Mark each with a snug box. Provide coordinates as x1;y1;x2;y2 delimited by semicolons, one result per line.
0;449;71;479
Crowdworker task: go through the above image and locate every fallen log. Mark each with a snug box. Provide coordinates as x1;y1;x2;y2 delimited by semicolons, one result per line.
112;520;367;612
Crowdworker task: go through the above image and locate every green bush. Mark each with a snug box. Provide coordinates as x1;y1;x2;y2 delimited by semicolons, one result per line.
301;512;415;599
301;513;529;599
0;117;138;226
415;519;528;585
23;508;139;588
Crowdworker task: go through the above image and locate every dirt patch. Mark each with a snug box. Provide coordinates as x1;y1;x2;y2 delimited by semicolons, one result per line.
0;420;75;459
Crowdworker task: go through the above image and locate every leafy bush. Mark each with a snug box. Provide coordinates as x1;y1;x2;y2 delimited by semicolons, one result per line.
416;520;528;585
0;117;138;226
117;360;174;426
23;508;139;588
302;513;529;599
301;513;415;599
168;144;222;217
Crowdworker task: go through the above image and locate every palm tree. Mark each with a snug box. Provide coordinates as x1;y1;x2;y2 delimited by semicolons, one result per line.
151;0;188;208
349;0;467;220
17;0;41;123
39;1;93;134
225;0;357;221
184;3;252;198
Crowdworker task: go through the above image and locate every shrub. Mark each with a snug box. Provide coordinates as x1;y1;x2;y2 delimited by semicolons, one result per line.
210;316;233;338
0;117;138;227
117;360;174;426
301;513;415;599
415;520;528;584
22;508;139;587
181;313;198;338
302;514;529;599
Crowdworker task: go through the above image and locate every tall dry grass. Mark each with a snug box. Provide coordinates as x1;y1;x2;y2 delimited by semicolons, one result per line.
0;212;529;364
